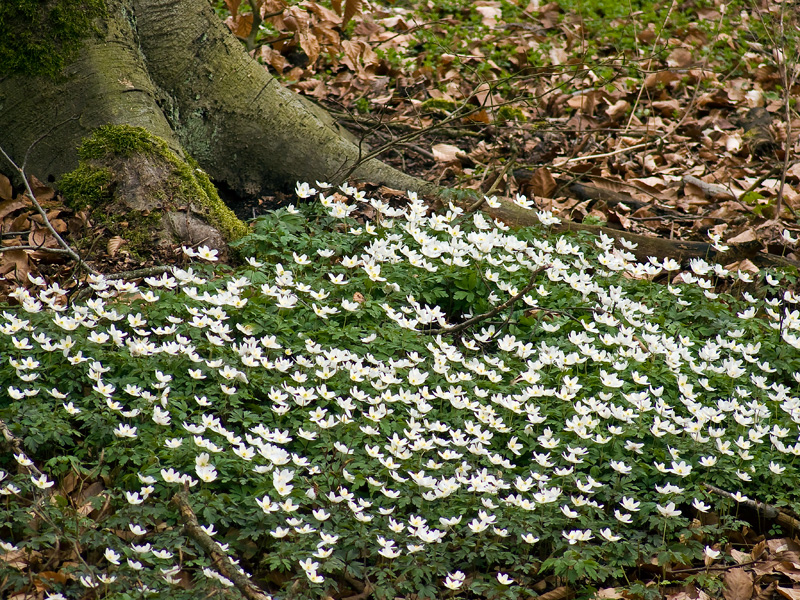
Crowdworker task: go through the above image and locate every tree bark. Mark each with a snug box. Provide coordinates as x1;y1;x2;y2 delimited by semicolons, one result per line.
0;0;436;201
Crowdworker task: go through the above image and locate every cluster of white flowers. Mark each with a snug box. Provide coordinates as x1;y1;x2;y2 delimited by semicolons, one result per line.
1;182;799;598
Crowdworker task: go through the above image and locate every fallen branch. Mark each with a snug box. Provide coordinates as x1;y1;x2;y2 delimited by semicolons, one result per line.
704;484;800;530
485;198;800;270
424;265;546;336
172;491;271;600
682;175;737;201
342;573;373;600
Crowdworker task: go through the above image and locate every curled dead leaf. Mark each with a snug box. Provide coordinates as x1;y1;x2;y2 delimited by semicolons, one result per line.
432;143;465;163
107;236;127;257
0;249;30;281
353;291;365;303
0;173;12;201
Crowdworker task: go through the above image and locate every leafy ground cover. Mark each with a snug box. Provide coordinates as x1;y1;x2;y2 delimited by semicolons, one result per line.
2;186;800;599
1;0;800;599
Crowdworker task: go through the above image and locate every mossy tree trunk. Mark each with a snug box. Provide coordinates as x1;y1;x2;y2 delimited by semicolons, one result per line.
0;0;436;207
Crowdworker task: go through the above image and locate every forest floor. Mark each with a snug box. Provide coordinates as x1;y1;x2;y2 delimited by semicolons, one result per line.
0;1;799;597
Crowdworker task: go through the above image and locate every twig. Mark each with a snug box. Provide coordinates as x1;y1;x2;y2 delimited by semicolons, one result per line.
669;560;758;574
565;141;651;163
0;246;74;254
425;265;546;335
0;145;97;275
682;175;736;200
105;266;174;280
466;153;517;213
0;418;45;480
623;0;677;133
172;491;271;600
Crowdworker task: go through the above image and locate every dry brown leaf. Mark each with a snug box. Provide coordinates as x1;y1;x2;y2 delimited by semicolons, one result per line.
475;3;502;28
108;236;127;257
432;143;465;163
0;249;30;281
342;0;362;27
353;291;365;303
530;167;556;197
605;99;630;121
667;47;693;68
223;0;241;18
0;174;12;201
1;548;38;570
723;568;754;600
727;229;757;244
751;540;767;561
29;226;57;248
778;588;800;600
225;12;254;38
592;588;623;599
0;198;27;221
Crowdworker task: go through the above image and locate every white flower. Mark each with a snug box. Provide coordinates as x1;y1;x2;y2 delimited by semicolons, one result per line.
656;502;682;518
31;474;54;490
129;524;147;536
14;453;33;467
443;571;466;590
496;573;513;585
113;424;138;439
704;546;722;560
599;528;621;542
562;529;593;544
692;499;711;513
104;548;121;565
296;182;317;198
196;245;219;262
769;462;786;475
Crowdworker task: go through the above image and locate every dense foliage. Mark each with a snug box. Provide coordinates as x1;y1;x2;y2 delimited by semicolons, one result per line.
1;187;800;599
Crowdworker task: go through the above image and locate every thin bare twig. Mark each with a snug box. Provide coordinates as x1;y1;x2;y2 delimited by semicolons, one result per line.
424;265;546;335
0;145;97;275
0;418;45;480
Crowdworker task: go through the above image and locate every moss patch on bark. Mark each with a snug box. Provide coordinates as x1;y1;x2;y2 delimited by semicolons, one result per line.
0;0;107;77
59;125;248;256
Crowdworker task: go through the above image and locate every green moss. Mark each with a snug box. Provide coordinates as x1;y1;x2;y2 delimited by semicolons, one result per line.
421;98;457;113
59;164;113;210
60;125;248;250
185;157;249;241
0;0;106;78
78;124;164;160
496;106;527;123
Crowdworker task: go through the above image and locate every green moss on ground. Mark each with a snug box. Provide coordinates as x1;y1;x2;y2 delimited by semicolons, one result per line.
0;0;106;78
421;98;457;113
496;106;527;123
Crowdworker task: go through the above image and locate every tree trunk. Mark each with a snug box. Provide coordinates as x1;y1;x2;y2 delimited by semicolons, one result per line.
0;0;436;201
